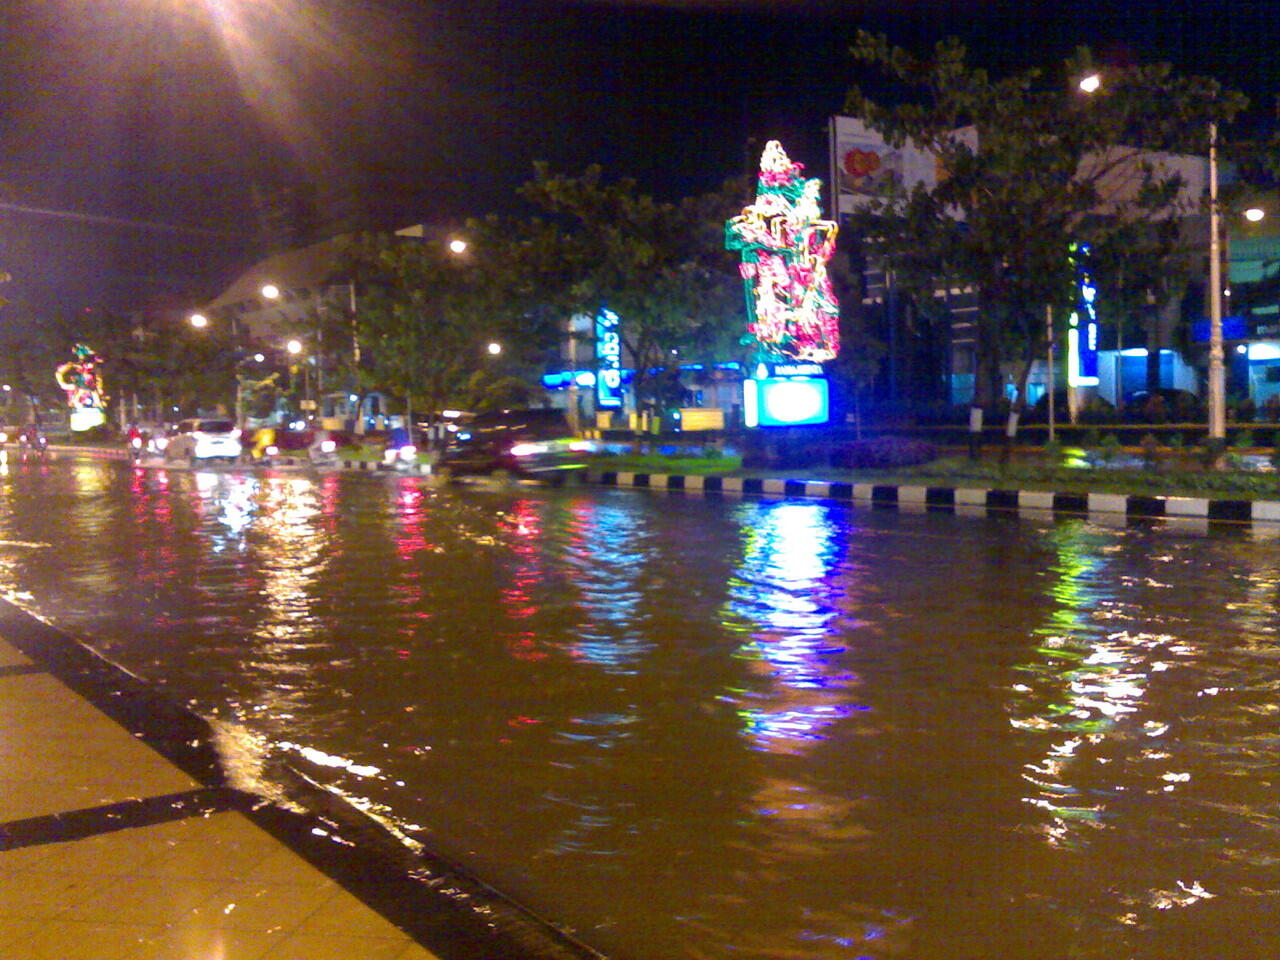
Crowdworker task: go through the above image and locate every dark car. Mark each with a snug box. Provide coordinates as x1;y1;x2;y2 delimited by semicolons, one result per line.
436;408;596;477
1122;388;1203;423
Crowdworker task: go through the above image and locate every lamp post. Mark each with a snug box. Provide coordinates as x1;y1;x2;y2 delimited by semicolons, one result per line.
1207;122;1225;447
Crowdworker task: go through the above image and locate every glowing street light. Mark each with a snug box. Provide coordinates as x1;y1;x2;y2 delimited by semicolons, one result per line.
262;284;281;300
486;341;502;356
1245;207;1266;223
448;238;468;255
1078;73;1101;94
189;313;209;329
286;338;303;355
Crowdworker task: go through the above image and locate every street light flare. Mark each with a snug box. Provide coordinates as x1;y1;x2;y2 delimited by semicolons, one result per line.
190;313;209;328
1245;208;1265;222
262;284;281;299
1078;73;1101;94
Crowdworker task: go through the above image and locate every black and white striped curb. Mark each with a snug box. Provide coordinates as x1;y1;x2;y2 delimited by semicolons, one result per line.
586;470;1280;527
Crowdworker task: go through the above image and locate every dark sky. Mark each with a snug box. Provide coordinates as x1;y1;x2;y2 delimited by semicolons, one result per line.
0;0;1276;321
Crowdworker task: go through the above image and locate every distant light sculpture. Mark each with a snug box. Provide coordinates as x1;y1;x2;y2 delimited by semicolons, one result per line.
726;140;840;363
55;343;107;431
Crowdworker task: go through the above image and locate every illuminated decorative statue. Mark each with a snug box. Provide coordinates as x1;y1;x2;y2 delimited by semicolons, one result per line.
726;140;840;363
55;343;107;431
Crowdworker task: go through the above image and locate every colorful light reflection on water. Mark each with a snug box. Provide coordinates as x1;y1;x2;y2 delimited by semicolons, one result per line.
1;460;1279;959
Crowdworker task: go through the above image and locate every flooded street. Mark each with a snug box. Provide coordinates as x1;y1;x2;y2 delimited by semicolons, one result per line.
3;457;1279;959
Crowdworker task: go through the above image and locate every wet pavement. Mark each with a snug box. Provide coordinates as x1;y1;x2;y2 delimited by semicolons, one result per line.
0;632;440;960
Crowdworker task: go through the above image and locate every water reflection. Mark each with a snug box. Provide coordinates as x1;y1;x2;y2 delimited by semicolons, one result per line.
724;501;862;754
2;463;1280;959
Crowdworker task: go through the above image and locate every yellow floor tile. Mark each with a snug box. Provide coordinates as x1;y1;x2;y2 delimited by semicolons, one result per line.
130;835;276;882
259;931;418;960
241;848;344;889
0;641;32;667
0;841;63;875
394;945;443;959
67;874;232;925
295;886;416;939
123;923;287;960
22;831;171;878
0;868;114;919
186;879;340;934
0;917;50;949
18;919;167;960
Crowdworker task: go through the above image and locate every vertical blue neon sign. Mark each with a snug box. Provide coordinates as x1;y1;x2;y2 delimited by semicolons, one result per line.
595;308;623;409
1067;244;1100;387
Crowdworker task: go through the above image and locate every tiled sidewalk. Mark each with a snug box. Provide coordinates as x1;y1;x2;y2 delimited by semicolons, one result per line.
0;636;438;960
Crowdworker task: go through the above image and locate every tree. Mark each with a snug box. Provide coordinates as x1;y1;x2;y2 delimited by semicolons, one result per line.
342;228;540;443
844;33;1245;447
516;164;749;424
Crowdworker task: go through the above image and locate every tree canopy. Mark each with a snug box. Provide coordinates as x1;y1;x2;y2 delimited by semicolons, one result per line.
844;32;1247;423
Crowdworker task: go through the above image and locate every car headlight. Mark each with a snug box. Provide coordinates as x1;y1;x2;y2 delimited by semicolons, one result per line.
509;442;549;457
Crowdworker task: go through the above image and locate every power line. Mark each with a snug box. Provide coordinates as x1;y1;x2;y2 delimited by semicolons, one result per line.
0;200;245;239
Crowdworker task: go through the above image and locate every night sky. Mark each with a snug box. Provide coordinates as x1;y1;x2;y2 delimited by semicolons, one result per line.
0;0;1276;321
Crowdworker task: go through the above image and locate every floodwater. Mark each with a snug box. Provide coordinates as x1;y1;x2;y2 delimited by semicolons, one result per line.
2;456;1280;960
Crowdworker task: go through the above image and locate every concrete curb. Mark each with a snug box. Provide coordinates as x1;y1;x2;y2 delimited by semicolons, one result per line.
586;470;1280;530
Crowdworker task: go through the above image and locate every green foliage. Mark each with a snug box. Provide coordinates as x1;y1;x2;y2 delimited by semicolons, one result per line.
844;32;1246;417
516;165;749;417
1097;433;1121;464
340;224;545;433
1232;430;1256;449
831;436;938;469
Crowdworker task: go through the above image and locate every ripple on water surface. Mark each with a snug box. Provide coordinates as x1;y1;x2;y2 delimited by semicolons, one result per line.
2;460;1280;959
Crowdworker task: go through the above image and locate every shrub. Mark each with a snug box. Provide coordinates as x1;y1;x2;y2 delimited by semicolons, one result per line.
831;436;938;469
1097;433;1122;465
1232;430;1256;450
1139;433;1160;469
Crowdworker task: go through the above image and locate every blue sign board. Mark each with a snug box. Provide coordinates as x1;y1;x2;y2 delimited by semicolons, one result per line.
595;308;623;409
1191;316;1249;343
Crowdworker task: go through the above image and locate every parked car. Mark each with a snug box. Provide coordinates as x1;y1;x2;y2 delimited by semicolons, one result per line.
1121;388;1203;423
164;418;242;463
436;408;596;477
1025;391;1116;424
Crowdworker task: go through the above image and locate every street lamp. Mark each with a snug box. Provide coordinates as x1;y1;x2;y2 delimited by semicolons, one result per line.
189;313;209;329
448;238;468;255
486;341;502;356
262;284;281;300
1078;73;1227;447
1245;207;1266;223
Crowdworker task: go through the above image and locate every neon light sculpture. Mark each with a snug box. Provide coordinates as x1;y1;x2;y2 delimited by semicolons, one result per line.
726;140;840;363
55;343;107;431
